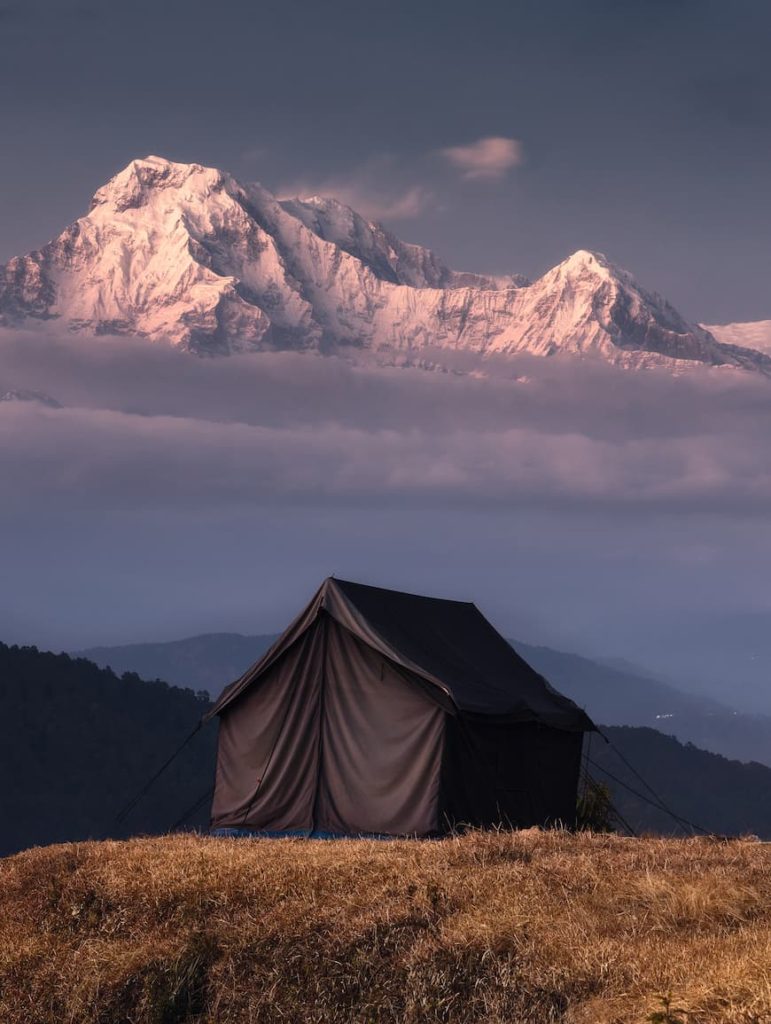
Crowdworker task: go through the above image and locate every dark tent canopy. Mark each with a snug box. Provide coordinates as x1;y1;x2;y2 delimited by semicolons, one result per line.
208;578;595;837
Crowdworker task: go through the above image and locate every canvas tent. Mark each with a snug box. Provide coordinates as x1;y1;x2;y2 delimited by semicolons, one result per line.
207;578;595;837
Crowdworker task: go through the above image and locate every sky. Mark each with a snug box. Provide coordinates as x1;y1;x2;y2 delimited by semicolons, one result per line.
1;0;771;323
3;0;771;714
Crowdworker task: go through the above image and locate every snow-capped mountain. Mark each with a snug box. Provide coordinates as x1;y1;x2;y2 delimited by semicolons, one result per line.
1;155;769;372
703;321;771;357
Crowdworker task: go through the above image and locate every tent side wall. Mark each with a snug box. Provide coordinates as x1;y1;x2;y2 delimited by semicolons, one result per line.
439;718;584;831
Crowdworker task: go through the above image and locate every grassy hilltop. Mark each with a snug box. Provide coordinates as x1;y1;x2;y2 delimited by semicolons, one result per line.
1;831;769;1024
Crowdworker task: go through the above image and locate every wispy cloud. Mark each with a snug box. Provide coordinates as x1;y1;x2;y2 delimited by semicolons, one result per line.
440;136;523;181
275;155;432;222
287;182;429;222
274;138;524;219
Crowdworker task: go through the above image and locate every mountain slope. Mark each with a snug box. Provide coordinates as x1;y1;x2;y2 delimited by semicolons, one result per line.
77;631;771;768
515;640;771;767
77;632;278;696
593;725;771;836
704;319;771;355
277;194;529;291
2;155;768;371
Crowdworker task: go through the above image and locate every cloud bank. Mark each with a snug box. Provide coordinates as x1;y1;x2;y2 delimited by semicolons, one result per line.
2;327;771;516
7;324;771;709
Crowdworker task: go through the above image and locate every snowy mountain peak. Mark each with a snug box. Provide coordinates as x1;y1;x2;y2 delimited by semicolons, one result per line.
1;156;770;373
560;248;609;271
546;250;630;287
90;156;232;212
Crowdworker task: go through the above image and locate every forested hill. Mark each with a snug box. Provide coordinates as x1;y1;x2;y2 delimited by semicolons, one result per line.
0;643;216;856
589;726;771;837
2;641;771;857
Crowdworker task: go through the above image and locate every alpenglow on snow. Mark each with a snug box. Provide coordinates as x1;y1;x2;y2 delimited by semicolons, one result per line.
1;156;768;373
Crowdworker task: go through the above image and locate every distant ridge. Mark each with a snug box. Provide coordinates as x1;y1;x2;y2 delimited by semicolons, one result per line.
75;632;277;695
76;630;771;768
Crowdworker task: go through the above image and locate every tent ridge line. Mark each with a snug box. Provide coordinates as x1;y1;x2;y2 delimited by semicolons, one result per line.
322;580;454;706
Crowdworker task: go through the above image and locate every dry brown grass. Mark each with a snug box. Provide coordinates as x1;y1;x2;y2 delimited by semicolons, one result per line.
0;831;769;1024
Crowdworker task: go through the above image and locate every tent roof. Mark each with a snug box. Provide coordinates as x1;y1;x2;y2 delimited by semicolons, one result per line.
208;578;595;731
